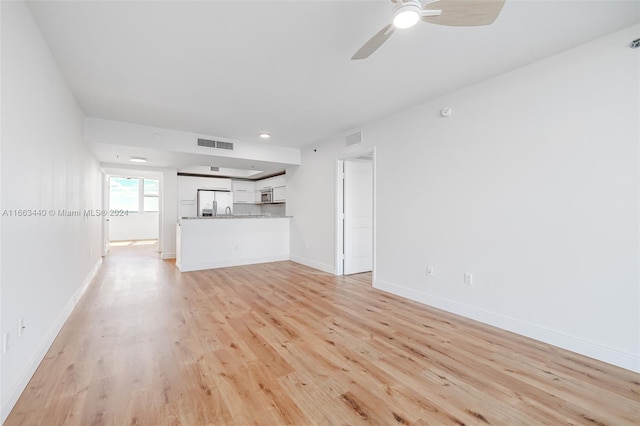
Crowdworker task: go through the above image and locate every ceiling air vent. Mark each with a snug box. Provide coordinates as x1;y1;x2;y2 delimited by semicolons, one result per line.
346;131;362;147
216;141;234;150
197;138;234;151
210;167;219;172
197;138;216;148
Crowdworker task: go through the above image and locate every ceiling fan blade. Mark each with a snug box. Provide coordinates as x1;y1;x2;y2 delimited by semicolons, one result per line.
351;24;395;60
423;0;506;27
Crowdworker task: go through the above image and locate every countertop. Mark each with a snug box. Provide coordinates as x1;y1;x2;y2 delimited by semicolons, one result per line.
180;215;291;220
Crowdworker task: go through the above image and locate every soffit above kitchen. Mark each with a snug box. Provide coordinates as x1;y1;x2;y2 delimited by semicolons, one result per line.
27;0;639;150
86;118;300;179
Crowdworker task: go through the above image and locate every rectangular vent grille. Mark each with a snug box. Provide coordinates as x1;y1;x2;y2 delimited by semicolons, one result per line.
197;138;216;148
216;141;234;150
210;167;219;172
346;131;362;146
197;138;234;151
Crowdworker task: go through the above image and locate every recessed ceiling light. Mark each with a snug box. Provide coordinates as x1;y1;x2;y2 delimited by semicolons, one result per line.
129;157;148;163
259;132;271;139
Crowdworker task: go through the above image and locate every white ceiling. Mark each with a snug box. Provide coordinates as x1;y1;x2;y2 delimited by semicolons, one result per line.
26;0;640;154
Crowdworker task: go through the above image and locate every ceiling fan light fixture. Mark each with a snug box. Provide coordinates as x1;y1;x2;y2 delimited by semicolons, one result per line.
392;3;421;29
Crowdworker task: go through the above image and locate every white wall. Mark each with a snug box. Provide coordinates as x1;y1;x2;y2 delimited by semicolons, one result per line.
109;213;159;241
287;148;340;273
0;1;103;421
288;25;640;372
161;169;178;259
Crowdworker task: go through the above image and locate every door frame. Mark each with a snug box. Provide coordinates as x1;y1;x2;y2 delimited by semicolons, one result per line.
103;168;163;250
335;148;376;278
102;172;110;256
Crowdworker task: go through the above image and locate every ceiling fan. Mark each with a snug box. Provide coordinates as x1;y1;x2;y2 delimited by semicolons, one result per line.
351;0;506;60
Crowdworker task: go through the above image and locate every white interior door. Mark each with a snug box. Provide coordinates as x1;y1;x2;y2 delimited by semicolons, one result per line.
344;159;373;274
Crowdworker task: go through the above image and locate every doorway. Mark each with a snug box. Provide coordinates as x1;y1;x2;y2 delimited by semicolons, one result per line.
336;151;375;276
108;176;160;242
102;168;164;256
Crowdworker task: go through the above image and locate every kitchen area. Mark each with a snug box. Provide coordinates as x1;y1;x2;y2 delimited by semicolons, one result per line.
175;173;291;272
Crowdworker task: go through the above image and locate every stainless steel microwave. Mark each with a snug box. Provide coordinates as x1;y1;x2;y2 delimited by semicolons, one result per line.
260;188;273;203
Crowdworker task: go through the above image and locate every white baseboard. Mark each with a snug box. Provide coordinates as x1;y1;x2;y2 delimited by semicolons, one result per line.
1;257;103;423
374;279;640;373
161;251;176;260
289;255;335;274
178;255;289;272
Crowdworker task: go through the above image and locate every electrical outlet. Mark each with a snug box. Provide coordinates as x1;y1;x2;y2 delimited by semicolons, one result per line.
3;332;10;353
464;273;473;286
18;317;25;337
427;266;434;277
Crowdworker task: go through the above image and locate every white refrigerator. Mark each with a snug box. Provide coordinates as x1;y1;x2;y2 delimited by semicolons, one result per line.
196;189;233;216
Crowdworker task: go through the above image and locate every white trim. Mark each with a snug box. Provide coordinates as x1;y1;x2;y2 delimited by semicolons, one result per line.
336;148;376;278
161;252;176;260
178;255;289;272
335;160;344;275
374;278;640;373
290;255;335;275
1;258;103;423
371;148;377;282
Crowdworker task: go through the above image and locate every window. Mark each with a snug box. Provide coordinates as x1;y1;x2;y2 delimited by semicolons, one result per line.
110;177;140;213
110;177;160;213
143;179;159;212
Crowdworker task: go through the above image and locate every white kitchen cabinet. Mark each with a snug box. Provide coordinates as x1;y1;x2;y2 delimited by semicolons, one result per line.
254;175;286;204
270;175;286;188
254;175;284;191
255;178;273;192
232;180;256;204
198;177;231;191
177;217;290;272
178;175;232;217
273;185;286;203
179;175;231;195
178;176;199;217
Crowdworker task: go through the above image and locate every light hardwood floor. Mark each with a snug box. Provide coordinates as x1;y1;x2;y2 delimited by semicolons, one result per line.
6;243;640;425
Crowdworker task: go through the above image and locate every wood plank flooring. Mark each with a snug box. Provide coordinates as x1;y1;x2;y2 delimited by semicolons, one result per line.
6;243;640;425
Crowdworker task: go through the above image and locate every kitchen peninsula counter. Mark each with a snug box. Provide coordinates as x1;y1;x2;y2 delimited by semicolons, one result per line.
176;216;290;272
179;215;292;220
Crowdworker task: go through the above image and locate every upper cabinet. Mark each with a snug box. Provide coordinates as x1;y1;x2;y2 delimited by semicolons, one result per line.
255;175;286;203
178;176;232;217
272;185;286;203
232;180;255;204
229;174;287;205
178;176;231;198
197;177;231;191
256;175;285;190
